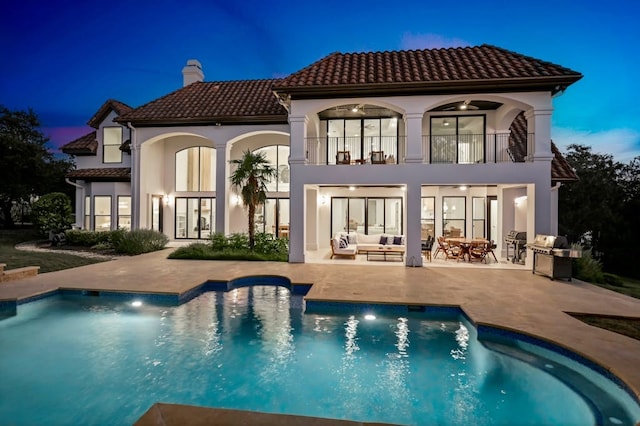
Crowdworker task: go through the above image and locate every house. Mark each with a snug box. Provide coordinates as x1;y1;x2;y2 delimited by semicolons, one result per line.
61;45;581;267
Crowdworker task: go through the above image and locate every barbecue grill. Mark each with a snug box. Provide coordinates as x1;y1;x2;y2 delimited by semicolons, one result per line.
528;234;582;280
505;230;527;264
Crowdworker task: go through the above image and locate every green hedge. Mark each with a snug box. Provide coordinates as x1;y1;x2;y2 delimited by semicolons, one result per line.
64;229;168;255
168;232;289;262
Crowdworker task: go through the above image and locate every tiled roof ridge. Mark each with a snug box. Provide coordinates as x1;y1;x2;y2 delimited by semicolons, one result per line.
87;99;133;128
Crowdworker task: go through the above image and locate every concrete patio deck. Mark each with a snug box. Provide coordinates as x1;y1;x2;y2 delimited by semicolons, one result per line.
2;248;639;409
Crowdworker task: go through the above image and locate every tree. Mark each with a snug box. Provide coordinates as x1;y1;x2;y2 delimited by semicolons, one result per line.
229;150;277;249
31;192;73;236
559;144;639;278
0;106;74;228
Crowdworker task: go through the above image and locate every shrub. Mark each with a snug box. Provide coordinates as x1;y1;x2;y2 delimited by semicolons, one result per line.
573;244;605;284
210;232;228;251
65;229;113;247
227;233;249;250
253;232;288;256
31;193;73;236
110;229;168;255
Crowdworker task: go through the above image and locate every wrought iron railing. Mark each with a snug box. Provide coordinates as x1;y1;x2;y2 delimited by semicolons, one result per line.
302;133;533;164
422;133;534;164
305;136;403;165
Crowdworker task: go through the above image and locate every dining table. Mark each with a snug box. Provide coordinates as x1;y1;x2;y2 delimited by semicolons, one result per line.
446;237;489;262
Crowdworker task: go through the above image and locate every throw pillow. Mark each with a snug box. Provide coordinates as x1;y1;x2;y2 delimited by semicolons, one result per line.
339;237;348;249
393;236;403;245
347;233;357;244
378;235;387;245
387;236;395;245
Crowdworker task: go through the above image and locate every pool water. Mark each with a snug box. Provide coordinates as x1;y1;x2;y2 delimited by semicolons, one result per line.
0;286;637;425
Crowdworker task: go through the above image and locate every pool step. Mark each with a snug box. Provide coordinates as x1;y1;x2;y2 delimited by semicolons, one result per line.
0;263;40;283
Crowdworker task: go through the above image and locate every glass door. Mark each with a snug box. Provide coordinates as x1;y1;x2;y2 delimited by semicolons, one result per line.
151;195;163;232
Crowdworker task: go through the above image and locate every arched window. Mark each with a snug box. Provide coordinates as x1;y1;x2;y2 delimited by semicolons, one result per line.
175;147;216;191
252;145;289;192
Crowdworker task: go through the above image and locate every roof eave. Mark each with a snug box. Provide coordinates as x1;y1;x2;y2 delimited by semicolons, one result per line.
274;75;583;99
114;114;288;127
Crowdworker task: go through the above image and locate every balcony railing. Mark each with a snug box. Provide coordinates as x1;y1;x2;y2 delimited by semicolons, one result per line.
305;136;403;165
302;133;533;165
422;133;533;164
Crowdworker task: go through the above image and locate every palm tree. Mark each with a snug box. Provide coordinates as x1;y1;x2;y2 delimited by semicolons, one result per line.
229;150;277;249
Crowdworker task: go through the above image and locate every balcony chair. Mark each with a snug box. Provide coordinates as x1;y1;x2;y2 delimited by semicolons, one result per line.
336;151;351;164
371;151;385;164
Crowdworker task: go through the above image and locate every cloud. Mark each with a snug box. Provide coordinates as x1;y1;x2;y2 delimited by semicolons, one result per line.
400;33;470;50
552;127;640;163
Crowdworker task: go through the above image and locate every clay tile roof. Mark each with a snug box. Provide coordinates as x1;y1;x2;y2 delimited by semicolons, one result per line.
60;131;97;156
87;99;133;129
551;142;578;182
115;79;288;126
66;167;131;182
509;112;577;182
274;44;582;97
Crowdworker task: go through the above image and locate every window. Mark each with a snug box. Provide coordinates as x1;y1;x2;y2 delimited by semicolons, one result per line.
118;196;131;230
84;196;90;230
94;196;111;231
430;116;485;163
254;198;289;238
253;145;289;192
331;196;403;237
175;147;216;192
325;117;398;164
175;197;215;239
472;197;485;238
421;197;435;240
442;196;465;237
103;127;122;163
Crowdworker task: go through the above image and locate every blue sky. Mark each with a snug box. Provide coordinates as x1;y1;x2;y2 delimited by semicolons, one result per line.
2;0;639;162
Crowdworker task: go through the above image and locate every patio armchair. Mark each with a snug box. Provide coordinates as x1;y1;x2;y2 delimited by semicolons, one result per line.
336;151;351;164
371;151;385;164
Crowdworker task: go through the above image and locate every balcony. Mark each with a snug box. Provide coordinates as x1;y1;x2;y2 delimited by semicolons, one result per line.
422;133;533;164
305;136;403;165
302;133;533;165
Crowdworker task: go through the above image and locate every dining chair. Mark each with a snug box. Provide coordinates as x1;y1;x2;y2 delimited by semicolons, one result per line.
469;240;488;263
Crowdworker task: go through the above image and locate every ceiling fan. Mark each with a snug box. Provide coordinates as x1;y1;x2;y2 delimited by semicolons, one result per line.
443;100;479;111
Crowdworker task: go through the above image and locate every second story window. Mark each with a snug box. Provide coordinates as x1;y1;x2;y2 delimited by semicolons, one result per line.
325;118;398;164
175;147;216;192
103;127;122;163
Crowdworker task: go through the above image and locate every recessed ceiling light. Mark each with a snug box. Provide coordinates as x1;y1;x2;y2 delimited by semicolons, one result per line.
349;186;355;191
459;185;467;191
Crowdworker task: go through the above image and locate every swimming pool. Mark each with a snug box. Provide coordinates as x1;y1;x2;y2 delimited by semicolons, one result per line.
0;285;638;425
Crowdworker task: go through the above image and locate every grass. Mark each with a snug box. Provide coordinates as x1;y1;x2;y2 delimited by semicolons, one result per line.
0;228;106;273
569;314;640;341
572;275;640;342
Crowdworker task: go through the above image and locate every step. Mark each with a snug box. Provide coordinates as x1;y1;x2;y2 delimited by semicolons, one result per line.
0;266;40;283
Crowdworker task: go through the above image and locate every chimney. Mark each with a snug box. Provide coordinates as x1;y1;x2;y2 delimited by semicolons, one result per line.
182;59;204;86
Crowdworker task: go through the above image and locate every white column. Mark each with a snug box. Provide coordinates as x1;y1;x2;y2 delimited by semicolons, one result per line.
288;168;305;263
130;129;141;230
404;112;423;163
526;108;554;161
405;182;423;266
530;182;552;236
289;115;308;165
305;186;318;251
215;141;228;234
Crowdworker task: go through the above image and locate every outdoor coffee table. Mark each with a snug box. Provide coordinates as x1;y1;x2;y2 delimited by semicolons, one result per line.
365;246;405;262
